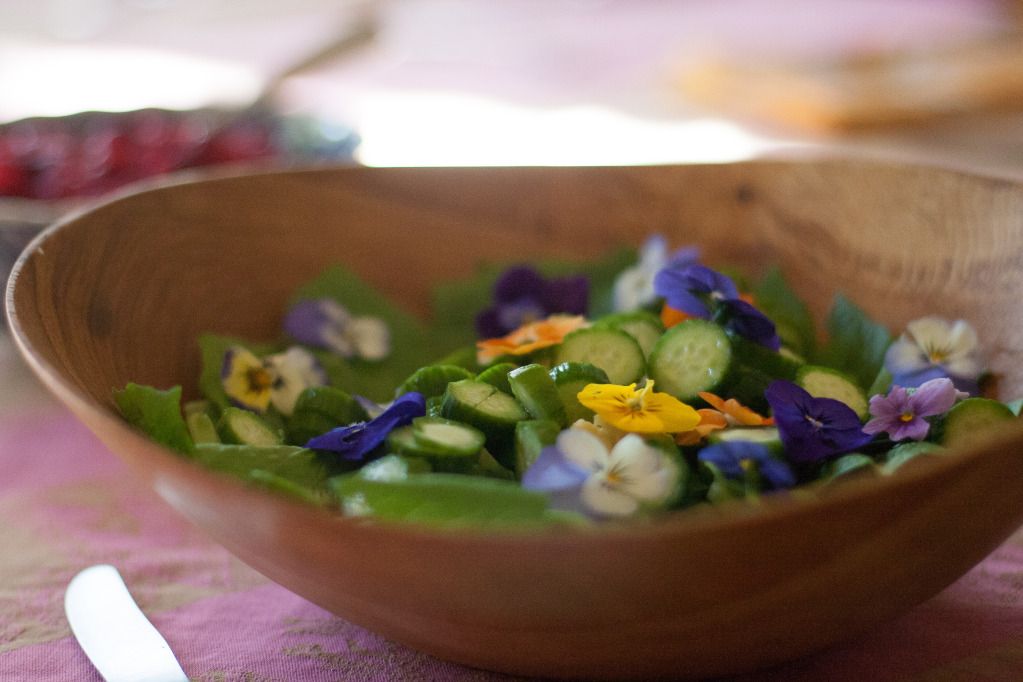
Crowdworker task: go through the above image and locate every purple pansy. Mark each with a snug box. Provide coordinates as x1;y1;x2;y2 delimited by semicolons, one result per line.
863;378;963;441
653;264;739;318
765;380;872;463
612;235;701;312
476;266;589;339
306;392;425;461
653;263;781;349
283;298;390;361
698;441;796;490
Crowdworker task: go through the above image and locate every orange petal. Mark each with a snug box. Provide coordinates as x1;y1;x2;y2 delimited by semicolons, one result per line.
660;304;691;329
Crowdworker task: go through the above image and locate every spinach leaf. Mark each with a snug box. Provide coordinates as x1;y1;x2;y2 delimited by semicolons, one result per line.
113;383;193;455
816;294;892;390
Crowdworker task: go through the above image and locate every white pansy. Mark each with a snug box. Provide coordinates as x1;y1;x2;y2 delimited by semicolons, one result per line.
262;346;328;416
886;316;983;380
612;235;668;312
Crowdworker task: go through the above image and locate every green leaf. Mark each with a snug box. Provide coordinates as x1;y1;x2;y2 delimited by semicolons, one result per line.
291;266;436;402
327;473;553;528
753;267;816;357
816;294;892;391
113;383;194;455
193;443;354;491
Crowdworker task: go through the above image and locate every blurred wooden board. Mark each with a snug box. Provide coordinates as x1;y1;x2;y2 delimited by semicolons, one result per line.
676;33;1023;132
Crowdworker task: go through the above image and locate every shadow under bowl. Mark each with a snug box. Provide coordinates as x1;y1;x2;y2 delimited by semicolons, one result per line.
8;161;1023;680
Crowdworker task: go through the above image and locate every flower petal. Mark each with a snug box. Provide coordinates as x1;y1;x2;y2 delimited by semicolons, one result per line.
907;377;959;417
556;427;611;472
652;268;712;318
493;266;545;303
884;337;930;376
581;476;640;517
521;445;590;492
221;346;272;412
306;392;425;461
349;316;391;361
887;416;931;442
717;298;781;351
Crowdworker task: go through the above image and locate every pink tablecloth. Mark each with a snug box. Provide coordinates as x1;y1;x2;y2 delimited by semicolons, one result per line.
3;407;1023;681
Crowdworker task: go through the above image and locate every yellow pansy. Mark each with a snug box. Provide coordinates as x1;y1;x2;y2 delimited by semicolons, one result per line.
577;381;700;434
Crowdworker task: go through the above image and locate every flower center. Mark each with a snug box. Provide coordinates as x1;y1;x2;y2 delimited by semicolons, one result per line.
246;367;273;394
923;342;949;365
804;414;824;429
899;412;915;423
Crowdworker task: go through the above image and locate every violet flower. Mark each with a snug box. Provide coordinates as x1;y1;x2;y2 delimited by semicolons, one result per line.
476;266;589;339
284;298;390;361
863;378;964;441
306;392;425;461
765;380;872;463
885;317;983;395
612;235;700;312
654;263;781;349
698;441;796;490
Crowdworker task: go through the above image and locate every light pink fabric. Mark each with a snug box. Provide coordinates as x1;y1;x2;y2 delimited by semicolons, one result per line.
3;409;1023;681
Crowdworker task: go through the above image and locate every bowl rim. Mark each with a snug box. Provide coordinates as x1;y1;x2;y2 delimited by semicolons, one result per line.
8;158;1023;543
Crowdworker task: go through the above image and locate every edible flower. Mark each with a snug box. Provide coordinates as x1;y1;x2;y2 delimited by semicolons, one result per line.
612;235;699;312
476;314;587;364
653;263;780;350
576;381;700;434
675;392;773;445
698;441;796;490
283;298;390;361
306;392;425;461
221;345;327;416
475;265;588;338
863;377;965;442
522;429;680;518
765;380;872;463
884;317;983;394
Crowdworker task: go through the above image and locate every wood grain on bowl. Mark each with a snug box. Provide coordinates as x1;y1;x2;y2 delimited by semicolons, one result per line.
7;161;1023;680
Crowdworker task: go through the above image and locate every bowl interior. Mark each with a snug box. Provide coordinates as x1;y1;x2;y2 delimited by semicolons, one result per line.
9;161;1023;680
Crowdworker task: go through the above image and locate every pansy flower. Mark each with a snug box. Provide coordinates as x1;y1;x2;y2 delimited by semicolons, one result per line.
221;345;327;416
476;314;587;364
577;381;700;434
283;298;390;361
885;317;983;394
765;380;872;463
522;429;680;518
475;266;589;339
613;235;700;312
654;263;780;350
306;392;425;462
698;441;796;490
675;392;773;445
863;377;965;442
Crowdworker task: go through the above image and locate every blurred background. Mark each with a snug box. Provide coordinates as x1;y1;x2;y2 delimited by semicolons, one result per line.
2;0;1023;266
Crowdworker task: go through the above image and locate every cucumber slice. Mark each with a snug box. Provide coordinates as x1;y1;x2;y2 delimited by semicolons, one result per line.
441;379;529;467
514;419;562;479
385;420;482;473
183;399;212;417
940;398;1015;448
426;395;444;417
186;412;221;444
508;364;567;425
217;407;282;446
648;319;732;401
593;311;664;358
554;327;645;385
820;453;877;482
328;474;552;528
477;362;517;394
796;365;869;419
285;386;368;446
549;362;610;423
475;448;517;481
396;364;474;399
708;426;783;454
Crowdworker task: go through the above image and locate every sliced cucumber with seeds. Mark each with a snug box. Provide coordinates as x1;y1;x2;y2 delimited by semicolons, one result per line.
554;327;645;385
218;407;282;446
477;362;517;394
508;363;567;425
514;419;562;479
396;364;474;399
796;365;869;419
549;362;609;423
648;319;732;401
186;412;221;444
426;395;444;417
593;311;664;358
385;418;483;473
940;398;1015;448
441;379;529;468
708;426;783;454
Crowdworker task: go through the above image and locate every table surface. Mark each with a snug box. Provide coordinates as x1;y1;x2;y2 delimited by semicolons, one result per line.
3;332;1023;682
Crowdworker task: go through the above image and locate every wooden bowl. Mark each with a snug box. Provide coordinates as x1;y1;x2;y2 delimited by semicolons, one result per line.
8;162;1023;680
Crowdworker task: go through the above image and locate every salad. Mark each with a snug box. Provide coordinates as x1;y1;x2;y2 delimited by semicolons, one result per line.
115;236;1019;528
